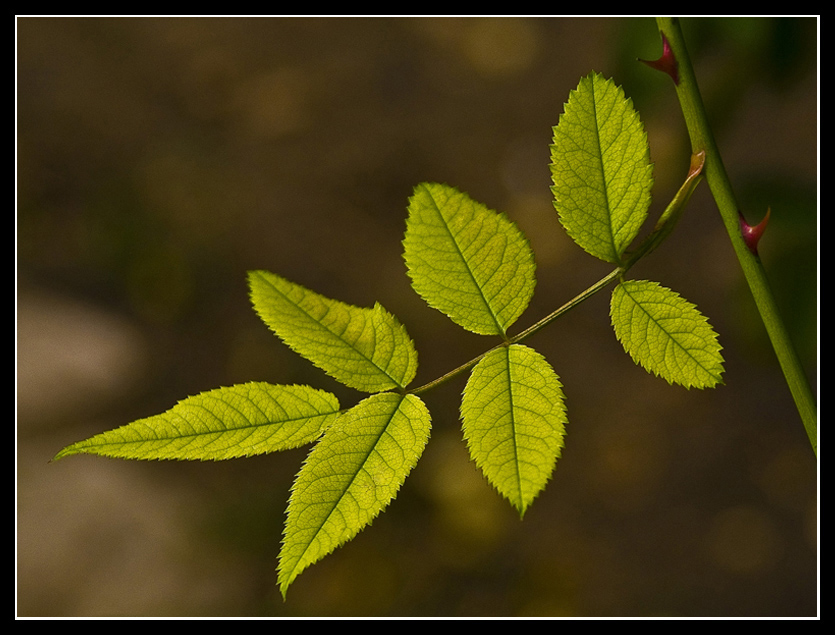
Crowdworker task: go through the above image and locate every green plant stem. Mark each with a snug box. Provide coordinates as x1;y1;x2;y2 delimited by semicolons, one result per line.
510;268;623;345
410;147;707;398
655;17;817;454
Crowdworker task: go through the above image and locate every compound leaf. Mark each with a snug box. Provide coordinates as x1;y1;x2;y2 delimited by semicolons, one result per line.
461;344;567;517
403;182;536;336
249;270;418;393
52;383;341;461
550;72;654;264
610;279;724;389
278;392;431;597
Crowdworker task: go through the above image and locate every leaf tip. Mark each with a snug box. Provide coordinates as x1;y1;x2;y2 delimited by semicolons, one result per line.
51;443;82;462
277;574;291;601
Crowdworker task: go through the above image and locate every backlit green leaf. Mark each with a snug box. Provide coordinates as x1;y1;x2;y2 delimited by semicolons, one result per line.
460;344;567;517
278;392;431;597
610;279;724;389
52;383;341;461
403;182;536;336
249;270;418;393
550;72;654;264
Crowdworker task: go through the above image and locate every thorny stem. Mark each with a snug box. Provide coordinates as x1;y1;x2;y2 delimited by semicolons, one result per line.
654;17;817;454
413;21;817;457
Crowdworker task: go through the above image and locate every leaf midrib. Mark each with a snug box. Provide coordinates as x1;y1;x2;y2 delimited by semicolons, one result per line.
588;78;618;263
502;346;524;511
88;407;336;446
421;184;505;336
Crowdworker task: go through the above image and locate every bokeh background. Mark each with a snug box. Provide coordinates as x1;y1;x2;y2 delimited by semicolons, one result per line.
17;16;817;617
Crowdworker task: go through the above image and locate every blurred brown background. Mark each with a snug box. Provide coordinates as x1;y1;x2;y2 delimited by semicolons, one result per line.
17;17;817;617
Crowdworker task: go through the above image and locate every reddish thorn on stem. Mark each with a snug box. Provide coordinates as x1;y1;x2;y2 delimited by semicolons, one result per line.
639;31;679;85
739;207;771;256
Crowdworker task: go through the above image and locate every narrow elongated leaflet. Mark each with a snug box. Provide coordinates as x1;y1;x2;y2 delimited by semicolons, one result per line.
403;182;536;337
460;344;567;517
53;383;341;461
610;279;724;389
551;72;654;264
248;270;418;393
278;392;431;597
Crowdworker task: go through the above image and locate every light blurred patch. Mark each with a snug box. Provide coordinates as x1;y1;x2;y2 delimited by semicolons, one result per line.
17;287;149;429
461;17;542;78
705;505;782;575
412;429;510;554
232;66;311;140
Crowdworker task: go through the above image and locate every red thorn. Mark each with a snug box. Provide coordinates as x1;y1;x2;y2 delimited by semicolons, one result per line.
739;207;771;256
639;31;679;85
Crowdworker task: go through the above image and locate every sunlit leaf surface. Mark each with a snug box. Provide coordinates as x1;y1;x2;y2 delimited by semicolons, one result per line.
404;182;536;336
53;383;341;461
551;72;654;264
461;344;567;516
610;279;724;389
278;392;431;597
249;270;418;393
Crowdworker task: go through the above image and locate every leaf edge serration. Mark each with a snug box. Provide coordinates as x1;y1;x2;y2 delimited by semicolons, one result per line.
610;279;725;389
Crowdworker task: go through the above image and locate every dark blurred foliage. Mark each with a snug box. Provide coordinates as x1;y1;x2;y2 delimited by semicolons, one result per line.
17;17;817;617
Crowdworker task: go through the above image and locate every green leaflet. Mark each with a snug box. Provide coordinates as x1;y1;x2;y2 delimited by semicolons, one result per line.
403;182;536;337
52;383;340;461
610;280;724;389
461;344;567;517
278;392;431;597
550;72;654;264
249;270;418;393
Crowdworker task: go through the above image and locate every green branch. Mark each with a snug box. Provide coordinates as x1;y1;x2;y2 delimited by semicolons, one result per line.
653;17;817;454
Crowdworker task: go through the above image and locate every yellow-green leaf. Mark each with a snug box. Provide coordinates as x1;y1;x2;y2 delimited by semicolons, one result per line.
550;72;654;264
249;270;418;393
278;392;431;597
53;383;341;461
610;279;724;389
460;344;567;517
403;182;536;336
